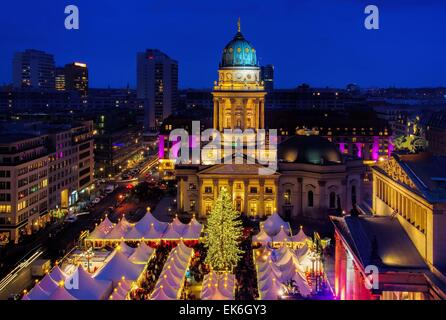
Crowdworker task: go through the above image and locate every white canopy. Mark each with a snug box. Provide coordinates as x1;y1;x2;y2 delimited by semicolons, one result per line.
38;274;59;293
189;216;203;235
125;227;144;240
94;250;145;284
49;266;68;283
135;212;168;234
116;241;135;257
292;227;310;243
252;228;272;244
172;216;187;235
261;213;291;237
163;223;182;240
47;285;77;300
128;242;155;264
23;284;50;300
66;266;112;300
151;241;193;300
200;272;235;300
88;216;114;239
272;226;292;243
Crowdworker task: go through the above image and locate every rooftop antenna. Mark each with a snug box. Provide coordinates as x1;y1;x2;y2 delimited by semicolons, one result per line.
237;17;241;33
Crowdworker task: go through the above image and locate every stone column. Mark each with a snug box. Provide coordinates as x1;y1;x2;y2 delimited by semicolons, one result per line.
243;179;249;215
213;99;218;129
260;100;265;129
297;178;303;217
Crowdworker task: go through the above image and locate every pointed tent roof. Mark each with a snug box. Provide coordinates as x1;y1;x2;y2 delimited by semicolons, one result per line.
163;223;182;240
94;251;145;283
89;216;114;239
66;266;112;300
47;285;77;300
261;213;291;237
129;242;155;264
38;274;59;294
151;282;179;300
181;224;201;240
49;266;68;283
135;212;168;234
189;215;203;235
125;227;144;240
172;215;187;234
116;241;135;257
292;227;310;243
272;226;292;243
252;227;272;243
258;277;283;300
25;284;50;300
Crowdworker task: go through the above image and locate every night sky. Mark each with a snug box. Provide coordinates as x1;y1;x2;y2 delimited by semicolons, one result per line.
1;0;445;89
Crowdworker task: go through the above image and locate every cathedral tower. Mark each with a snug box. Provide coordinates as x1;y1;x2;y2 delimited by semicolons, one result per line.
212;19;266;132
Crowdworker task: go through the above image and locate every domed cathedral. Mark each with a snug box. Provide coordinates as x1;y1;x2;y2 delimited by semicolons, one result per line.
175;20;366;227
213;18;266;131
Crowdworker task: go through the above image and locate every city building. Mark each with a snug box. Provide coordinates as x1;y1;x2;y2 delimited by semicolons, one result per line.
426;110;446;156
137;49;179;130
0;120;95;243
12;49;55;89
260;64;274;92
267;109;393;163
0;134;50;244
331;152;446;300
63;62;89;97
55;67;66;91
175;21;365;224
93;109;143;178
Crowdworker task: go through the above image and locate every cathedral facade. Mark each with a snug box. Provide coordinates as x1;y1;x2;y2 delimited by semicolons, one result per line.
175;21;365;224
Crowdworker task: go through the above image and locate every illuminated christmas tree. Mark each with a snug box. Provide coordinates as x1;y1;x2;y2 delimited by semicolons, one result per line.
205;187;244;272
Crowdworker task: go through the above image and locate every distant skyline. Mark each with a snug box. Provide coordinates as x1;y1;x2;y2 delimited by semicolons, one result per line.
1;0;446;89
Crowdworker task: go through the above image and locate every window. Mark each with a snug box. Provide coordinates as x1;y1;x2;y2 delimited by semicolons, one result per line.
17;200;27;211
308;191;314;207
0;205;11;213
329;192;336;209
204;186;213;194
250;187;258;194
284;189;291;205
189;183;196;190
265;187;273;194
190;200;196;212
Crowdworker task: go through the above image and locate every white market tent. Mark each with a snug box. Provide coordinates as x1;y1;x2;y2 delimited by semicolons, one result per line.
291;226;310;243
23;284;50;300
46;285;77;300
272;226;292;243
116;241;136;257
129;242;155;264
87;211;203;244
66;266;112;300
94;250;145;284
49;266;68;282
200;272;235;300
254;246;312;300
260;213;291;237
109;280;133;300
252;227;272;245
151;242;193;300
38;274;59;293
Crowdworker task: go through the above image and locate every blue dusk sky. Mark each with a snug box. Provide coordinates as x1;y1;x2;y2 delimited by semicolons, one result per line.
0;0;445;89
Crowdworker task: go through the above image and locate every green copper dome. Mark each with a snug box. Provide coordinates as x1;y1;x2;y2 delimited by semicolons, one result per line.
221;19;258;68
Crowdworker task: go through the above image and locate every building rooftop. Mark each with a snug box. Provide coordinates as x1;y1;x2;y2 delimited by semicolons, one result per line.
0;133;40;144
331;215;427;271
396;153;446;203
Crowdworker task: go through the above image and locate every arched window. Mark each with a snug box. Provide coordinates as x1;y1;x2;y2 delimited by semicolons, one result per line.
351;185;357;206
308;191;314;208
329;192;336;209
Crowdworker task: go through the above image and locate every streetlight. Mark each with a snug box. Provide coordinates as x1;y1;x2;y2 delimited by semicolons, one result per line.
81;247;95;273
